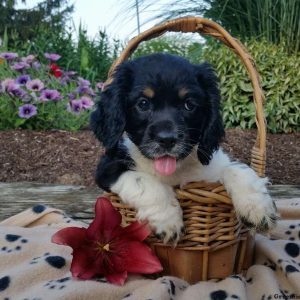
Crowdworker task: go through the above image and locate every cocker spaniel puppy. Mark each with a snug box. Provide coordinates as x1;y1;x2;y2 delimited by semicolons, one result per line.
90;53;277;243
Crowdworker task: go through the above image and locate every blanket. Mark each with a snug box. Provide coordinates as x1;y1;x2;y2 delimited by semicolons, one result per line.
0;198;300;300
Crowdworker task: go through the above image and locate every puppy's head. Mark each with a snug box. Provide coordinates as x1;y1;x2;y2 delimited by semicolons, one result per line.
90;53;224;171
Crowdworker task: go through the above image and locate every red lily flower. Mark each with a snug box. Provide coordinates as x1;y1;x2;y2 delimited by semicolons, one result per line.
52;197;162;285
53;69;62;78
49;63;62;78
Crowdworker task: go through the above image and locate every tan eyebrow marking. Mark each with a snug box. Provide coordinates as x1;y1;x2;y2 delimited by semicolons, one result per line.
178;88;189;99
143;87;155;98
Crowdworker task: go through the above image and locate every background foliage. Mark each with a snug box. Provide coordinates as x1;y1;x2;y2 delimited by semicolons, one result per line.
0;0;74;47
0;0;299;133
201;39;300;133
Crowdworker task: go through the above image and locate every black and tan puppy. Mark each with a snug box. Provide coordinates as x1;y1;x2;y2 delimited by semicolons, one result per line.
90;53;277;243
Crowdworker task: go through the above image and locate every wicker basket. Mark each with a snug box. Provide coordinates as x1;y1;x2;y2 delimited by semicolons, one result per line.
104;17;266;284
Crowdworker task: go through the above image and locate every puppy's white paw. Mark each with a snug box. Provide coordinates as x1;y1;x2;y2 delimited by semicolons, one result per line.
231;178;278;232
139;200;184;244
111;171;185;244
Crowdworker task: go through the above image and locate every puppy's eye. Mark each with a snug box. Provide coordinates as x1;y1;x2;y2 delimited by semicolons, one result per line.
136;97;151;111
184;99;197;111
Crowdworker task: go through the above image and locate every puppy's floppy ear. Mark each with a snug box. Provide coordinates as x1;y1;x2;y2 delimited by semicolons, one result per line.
90;63;132;149
195;62;225;165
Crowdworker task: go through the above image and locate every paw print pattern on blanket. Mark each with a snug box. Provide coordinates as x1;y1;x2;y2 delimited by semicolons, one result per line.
32;204;46;213
44;276;70;290
29;252;66;269
277;257;300;274
210;290;241;299
285;242;300;258
277;242;300;275
0;276;10;292
1;234;28;253
285;224;300;241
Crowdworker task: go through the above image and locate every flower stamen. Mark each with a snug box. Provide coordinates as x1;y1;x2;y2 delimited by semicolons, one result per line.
96;241;110;252
103;244;110;252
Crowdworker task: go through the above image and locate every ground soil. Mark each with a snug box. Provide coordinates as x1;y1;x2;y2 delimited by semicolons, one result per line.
0;129;299;186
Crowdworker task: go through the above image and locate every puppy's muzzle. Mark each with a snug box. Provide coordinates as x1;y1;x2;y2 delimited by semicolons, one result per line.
155;130;178;150
149;120;179;152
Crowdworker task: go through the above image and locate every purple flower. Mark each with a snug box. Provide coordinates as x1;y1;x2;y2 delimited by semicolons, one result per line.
18;104;37;119
80;96;94;109
4;81;27;99
11;87;27;99
16;75;31;85
39;89;62;102
26;79;44;92
67;99;83;114
1;79;15;92
60;71;77;85
21;55;35;64
68;92;76;100
32;61;41;70
78;77;90;87
76;85;95;96
0;52;18;60
44;53;61;62
11;61;30;72
76;77;95;95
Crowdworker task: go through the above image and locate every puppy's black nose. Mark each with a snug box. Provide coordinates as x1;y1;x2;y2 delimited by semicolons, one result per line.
156;131;178;148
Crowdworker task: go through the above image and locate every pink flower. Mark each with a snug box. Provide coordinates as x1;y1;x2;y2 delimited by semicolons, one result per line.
26;79;44;92
0;52;18;60
52;197;162;285
80;96;94;109
44;53;61;62
67;99;83;114
39;89;62;102
1;79;15;92
11;61;30;72
21;55;35;64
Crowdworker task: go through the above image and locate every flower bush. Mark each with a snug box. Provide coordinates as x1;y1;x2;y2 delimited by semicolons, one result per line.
0;51;104;131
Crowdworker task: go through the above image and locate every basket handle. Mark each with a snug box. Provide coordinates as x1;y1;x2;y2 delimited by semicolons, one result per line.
106;16;267;177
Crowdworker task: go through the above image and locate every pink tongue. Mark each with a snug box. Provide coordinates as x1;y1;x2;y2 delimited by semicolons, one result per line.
154;156;177;176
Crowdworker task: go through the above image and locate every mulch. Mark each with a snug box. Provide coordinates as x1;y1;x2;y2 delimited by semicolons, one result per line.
0;128;299;186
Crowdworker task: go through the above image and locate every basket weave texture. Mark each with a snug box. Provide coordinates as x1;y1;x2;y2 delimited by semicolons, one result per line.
104;17;266;283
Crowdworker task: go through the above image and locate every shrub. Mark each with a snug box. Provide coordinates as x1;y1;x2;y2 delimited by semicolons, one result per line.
0;51;103;131
201;39;300;133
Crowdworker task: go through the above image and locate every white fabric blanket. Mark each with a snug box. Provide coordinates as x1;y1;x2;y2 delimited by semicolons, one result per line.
0;198;300;300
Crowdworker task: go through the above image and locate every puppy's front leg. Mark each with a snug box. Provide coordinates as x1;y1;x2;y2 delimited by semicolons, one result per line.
220;158;278;232
202;150;278;232
111;170;184;243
